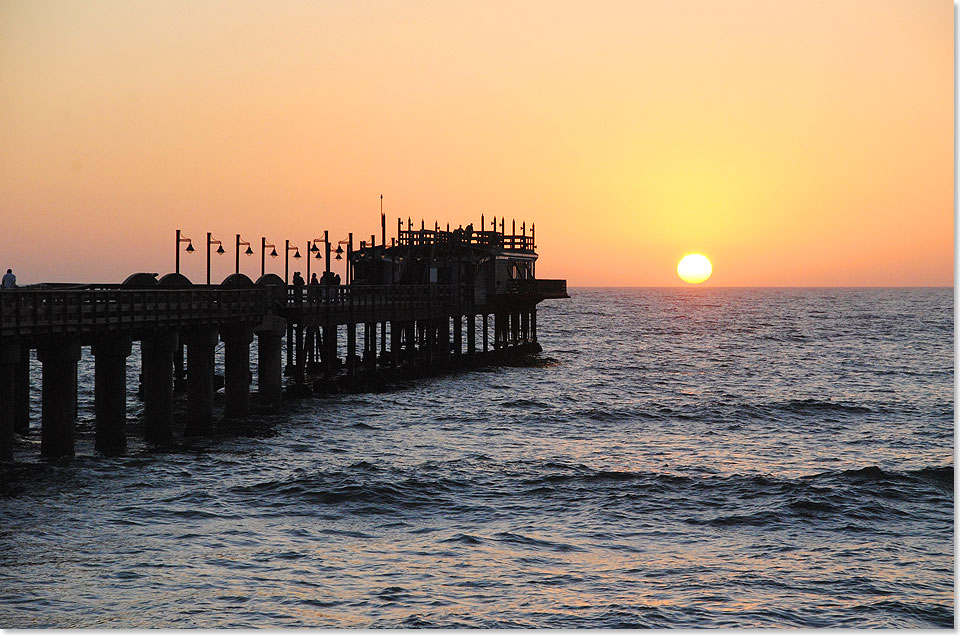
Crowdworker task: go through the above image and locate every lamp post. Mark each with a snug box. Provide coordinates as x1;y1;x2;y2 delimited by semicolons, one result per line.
284;240;301;284
334;234;352;283
260;237;279;277
206;233;225;284
235;235;253;274
307;236;327;282
175;229;194;274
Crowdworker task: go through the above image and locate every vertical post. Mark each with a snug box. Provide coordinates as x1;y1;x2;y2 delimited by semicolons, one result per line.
206;231;212;285
347;233;353;285
14;346;29;434
324;230;331;273
0;341;21;461
142;330;178;445
381;196;386;246
453;315;462;356
261;237;266;277
306;240;311;281
236;234;240;274
285;239;290;284
176;229;181;274
531;309;537;343
37;338;81;458
346;323;357;376
184;327;218;436
92;336;132;455
222;325;254;419
467;314;475;354
256;316;285;405
323;324;337;375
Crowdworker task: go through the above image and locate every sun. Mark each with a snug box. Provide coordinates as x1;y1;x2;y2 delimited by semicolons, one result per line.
677;254;712;284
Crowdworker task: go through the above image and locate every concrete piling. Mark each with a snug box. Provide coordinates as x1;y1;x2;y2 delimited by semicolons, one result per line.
184;327;218;435
0;340;21;461
37;337;81;459
256;315;286;406
92;336;132;454
221;325;254;418
141;330;178;445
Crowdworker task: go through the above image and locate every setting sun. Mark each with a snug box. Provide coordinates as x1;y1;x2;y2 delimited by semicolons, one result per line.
677;254;712;284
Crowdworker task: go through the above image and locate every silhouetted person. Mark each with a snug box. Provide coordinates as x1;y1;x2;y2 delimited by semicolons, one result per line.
2;269;16;289
292;272;305;305
334;273;341;286
310;273;319;285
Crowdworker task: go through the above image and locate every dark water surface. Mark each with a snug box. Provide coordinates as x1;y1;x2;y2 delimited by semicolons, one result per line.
1;288;953;628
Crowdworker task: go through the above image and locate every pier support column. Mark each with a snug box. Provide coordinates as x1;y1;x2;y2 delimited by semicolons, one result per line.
390;320;401;367
322;325;337;375
92;336;132;455
407;322;417;367
255;315;286;406
184;327;218;435
493;314;502;349
520;312;529;343
482;314;489;352
0;341;21;461
142;330;178;445
511;312;520;347
222;325;254;419
37;337;81;458
294;326;305;384
380;320;387;359
284;320;295;376
467;315;476;354
453;315;462;357
531;310;537;343
346;323;357;376
14;347;30;433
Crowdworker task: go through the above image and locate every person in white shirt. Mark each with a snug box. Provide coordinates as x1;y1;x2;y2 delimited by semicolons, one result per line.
2;269;16;289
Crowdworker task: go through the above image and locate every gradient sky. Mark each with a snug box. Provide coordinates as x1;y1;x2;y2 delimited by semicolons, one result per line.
0;0;953;286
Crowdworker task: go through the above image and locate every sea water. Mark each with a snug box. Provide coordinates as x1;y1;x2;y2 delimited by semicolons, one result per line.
0;288;953;627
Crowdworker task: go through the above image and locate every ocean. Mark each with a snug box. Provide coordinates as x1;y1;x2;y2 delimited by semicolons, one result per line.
0;287;953;628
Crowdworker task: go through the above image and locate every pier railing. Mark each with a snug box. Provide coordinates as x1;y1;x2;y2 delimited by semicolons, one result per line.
0;288;267;338
288;284;460;312
397;229;533;252
501;279;568;298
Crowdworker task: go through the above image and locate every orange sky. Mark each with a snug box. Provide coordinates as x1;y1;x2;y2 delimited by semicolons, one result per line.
0;0;953;286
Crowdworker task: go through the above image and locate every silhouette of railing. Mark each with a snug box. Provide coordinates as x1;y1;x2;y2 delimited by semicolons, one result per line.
501;279;568;298
397;229;533;252
0;288;266;338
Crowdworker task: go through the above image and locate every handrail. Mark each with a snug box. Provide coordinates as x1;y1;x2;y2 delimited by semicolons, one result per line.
396;230;533;252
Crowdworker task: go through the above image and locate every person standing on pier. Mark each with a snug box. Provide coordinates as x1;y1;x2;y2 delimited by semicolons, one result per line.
2;269;16;289
292;271;305;306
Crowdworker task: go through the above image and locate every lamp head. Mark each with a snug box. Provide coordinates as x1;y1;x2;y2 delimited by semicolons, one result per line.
216;244;225;255
293;249;301;259
309;243;319;252
335;245;344;255
245;246;254;256
335;253;342;260
270;248;278;258
185;242;195;253
314;251;322;260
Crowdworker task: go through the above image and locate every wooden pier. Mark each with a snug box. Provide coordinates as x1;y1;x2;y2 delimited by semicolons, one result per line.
0;220;567;460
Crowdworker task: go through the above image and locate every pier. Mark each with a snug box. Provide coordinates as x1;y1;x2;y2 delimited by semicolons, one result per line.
0;219;567;460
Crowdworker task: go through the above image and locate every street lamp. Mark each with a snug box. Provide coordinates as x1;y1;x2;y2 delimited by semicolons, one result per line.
284;239;301;284
261;237;279;277
175;229;194;274
206;233;224;284
333;233;353;283
307;236;326;282
235;234;253;274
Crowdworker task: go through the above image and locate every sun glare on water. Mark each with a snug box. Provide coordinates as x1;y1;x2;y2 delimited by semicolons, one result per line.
677;254;712;284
